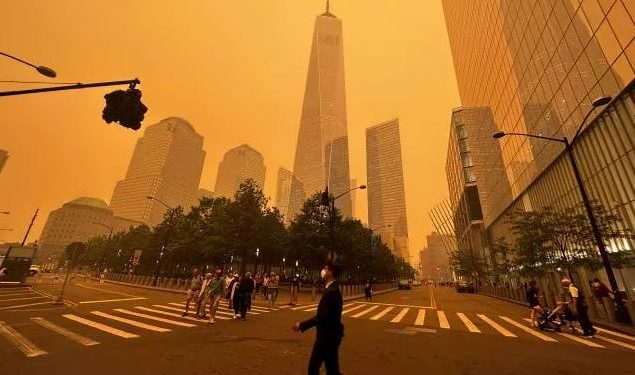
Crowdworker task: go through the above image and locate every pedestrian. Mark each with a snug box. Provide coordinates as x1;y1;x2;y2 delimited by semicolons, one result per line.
182;268;203;317
206;269;225;324
525;280;544;327
289;273;300;306
238;272;255;320
267;272;279;307
197;272;214;318
226;273;240;316
364;280;373;302
292;262;344;375
561;277;596;337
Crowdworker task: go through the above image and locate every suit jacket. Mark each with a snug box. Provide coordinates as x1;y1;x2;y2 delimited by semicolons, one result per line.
299;281;344;340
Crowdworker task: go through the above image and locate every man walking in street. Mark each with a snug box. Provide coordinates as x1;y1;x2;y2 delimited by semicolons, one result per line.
562;277;596;337
207;269;225;324
293;262;344;375
238;272;255;320
183;268;203;317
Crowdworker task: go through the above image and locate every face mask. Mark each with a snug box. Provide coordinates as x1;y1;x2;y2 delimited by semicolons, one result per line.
320;269;327;279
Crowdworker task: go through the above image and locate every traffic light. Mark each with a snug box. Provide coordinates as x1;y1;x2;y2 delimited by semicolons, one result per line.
321;187;330;207
102;87;148;130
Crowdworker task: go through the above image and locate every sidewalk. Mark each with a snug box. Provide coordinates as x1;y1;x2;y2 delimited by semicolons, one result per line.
480;290;635;336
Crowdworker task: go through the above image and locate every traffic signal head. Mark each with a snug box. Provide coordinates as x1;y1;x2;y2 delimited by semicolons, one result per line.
321;189;330;207
102;88;148;130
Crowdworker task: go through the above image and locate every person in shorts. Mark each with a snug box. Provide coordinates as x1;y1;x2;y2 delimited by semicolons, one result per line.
526;280;544;327
182;268;203;317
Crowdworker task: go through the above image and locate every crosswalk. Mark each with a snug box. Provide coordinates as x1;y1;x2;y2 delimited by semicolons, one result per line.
0;286;58;310
292;301;635;352
0;300;278;358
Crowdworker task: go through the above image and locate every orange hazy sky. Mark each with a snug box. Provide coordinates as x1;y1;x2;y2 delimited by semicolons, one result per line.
0;0;460;260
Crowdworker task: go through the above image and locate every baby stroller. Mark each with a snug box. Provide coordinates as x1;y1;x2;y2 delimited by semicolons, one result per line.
537;304;578;333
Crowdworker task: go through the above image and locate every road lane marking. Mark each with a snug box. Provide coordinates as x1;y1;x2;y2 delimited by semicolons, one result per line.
0;301;57;310
0;292;37;298
30;317;99;346
76;283;141;298
351;305;380;318
292;303;318;311
79;297;147;304
595;327;635;342
457;313;481;333
595;335;635;351
62;314;139;338
0;321;48;357
391;308;410;323
429;286;437;308
414;309;426;326
437;311;450;329
477;314;516;337
114;309;196;327
371;307;394;320
135;307;209;322
170;302;258;316
153;305;232;320
0;296;47;302
351;301;435;309
303;303;354;313
91;311;170;332
557;332;604;348
342;304;368;315
499;316;555;341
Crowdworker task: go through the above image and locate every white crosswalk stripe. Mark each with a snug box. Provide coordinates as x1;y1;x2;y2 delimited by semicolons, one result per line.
390;308;410;323
351;305;380;318
171;302;261;315
596;327;635;342
31;317;99;346
90;311;171;332
595;335;635;351
437;311;450;329
293;303;318;311
457;313;480;333
477;314;516;337
499;316;554;341
414;309;426;326
370;307;394;321
63;314;139;338
114;309;196;327
135;306;211;322
557;332;605;348
0;321;47;357
153;305;231;319
342;304;368;315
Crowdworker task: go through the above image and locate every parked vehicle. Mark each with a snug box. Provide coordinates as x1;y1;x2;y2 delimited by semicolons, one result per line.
27;265;41;277
412;280;422;287
455;280;474;293
397;279;412;290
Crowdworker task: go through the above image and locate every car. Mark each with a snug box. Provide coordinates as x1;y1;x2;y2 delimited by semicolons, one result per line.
412;280;422;287
397;279;412;290
455;280;474;293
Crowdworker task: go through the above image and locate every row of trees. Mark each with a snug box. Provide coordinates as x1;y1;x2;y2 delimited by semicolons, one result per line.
450;203;634;283
73;180;415;281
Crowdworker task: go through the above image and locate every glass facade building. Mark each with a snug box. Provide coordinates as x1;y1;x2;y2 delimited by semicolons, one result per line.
213;144;266;199
442;0;635;286
366;119;409;259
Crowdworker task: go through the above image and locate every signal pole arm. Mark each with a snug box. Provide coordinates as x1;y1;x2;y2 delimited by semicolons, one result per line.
0;79;140;97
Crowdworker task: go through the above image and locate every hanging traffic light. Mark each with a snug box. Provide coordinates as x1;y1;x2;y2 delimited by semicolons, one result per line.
321;187;330;207
102;86;147;130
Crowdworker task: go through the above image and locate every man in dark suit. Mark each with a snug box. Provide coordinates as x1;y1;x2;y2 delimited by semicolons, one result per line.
293;262;344;375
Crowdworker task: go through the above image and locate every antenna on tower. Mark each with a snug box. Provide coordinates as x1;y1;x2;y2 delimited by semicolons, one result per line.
322;0;335;17
326;0;330;13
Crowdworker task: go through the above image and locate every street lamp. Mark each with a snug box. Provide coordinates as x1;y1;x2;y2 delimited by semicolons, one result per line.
0;51;57;78
322;184;367;260
0;211;9;215
493;95;630;323
254;248;260;274
146;196;176;285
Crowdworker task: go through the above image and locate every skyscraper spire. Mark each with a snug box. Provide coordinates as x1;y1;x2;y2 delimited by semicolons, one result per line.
322;0;335;17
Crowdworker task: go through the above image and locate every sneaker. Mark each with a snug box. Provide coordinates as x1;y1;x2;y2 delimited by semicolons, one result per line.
208;319;215;325
181;312;188;317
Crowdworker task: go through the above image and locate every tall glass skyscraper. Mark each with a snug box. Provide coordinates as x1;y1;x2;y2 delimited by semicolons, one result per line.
289;2;352;219
213;144;266;199
110;117;205;227
442;0;634;220
366;119;409;259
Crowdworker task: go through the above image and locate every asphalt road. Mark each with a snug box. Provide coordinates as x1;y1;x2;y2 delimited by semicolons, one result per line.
0;278;634;375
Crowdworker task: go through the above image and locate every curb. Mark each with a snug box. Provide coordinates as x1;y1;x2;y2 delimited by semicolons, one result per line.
479;292;635;336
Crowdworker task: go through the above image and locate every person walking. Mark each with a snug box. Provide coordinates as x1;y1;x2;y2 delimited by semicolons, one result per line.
562;277;596;337
197;272;214;318
238;272;255;320
364;280;373;302
289;273;300;306
226;273;240;317
206;269;225;324
293;262;344;375
267;272;279;307
182;269;203;317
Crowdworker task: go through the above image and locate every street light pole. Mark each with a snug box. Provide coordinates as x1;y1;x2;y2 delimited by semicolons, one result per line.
0;51;57;78
492;95;630;323
146;196;176;286
323;184;367;261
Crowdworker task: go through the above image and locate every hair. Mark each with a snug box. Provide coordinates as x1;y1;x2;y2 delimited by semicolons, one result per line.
325;262;342;279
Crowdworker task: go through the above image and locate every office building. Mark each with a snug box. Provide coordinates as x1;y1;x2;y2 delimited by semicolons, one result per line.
289;2;353;218
366;119;409;259
38;197;141;260
213;144;265;199
420;232;455;282
0;150;8;174
110;117;205;227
